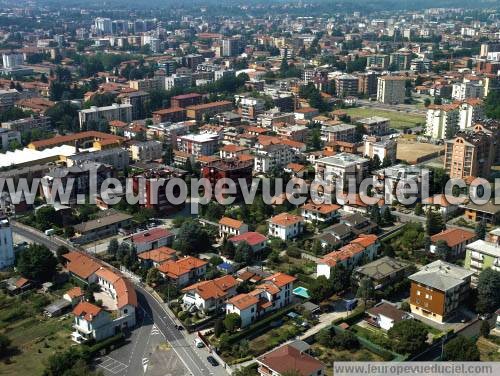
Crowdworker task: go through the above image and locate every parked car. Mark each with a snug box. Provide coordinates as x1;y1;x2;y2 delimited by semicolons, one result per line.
194;338;205;348
207;356;219;367
176;324;184;330
479;313;491;320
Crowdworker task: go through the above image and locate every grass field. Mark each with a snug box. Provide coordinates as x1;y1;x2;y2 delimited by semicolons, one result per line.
477;336;500;361
345;107;425;129
0;291;74;376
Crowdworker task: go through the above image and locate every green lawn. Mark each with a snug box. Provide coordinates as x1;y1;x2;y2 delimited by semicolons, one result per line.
0;291;75;376
345;107;425;129
248;321;304;355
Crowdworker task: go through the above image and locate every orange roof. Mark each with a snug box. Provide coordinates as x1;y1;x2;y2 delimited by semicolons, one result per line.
15;277;29;288
350;234;378;248
219;216;245;229
153;107;186;115
301;202;341;214
114;277;137;308
109;120;127;128
137;247;176;263
131;227;173;244
228;293;259;310
286;163;306;173
186;101;232;111
65;286;84;299
263;272;297;288
72;301;102;321
157;256;208;278
221;144;248;153
431;228;475;248
29;131;123;149
270;212;303;227
237;154;254;162
65;252;101;280
181;275;238;300
95;267;121;284
320;243;365;267
422;194;463;207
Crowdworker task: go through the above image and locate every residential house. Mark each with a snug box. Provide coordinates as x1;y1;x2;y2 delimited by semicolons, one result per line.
365;302;412;331
354;256;410;290
256;342;326;376
157;256;208;287
228;232;268;253
63;251;101;284
137;246;177;268
218;217;249;238
340;213;378;236
268;212;304;241
422;194;461;219
316;234;380;279
300;203;341;223
181;275;238;313
317;223;353;250
226;272;296;327
430;228;476;259
126;227;175;253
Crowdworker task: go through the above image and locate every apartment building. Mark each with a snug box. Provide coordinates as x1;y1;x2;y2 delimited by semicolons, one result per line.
236;96;266;120
1;115;52;133
390;51;412;70
185;101;233;122
409;260;473;323
254;143;294;174
372;164;428;205
444;129;494;179
321;123;357;143
170;93;202;108
314;153;369;196
78;103;132;129
377;76;406;104
358;71;380;97
452;80;485;101
129;140;162;162
425;103;460;140
357;116;390;136
177;133;219;157
152;107;187;124
335;74;359;97
0;128;21;151
458;99;484;130
164;74;191;91
129;76;165;92
66;148;130;170
363;137;397;165
465;228;500;286
366;54;389;70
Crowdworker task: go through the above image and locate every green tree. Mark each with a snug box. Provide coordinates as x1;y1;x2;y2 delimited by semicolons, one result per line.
146;268;161;286
223;313;241;333
173;220;210;255
475;221;486;240
476;269;500;314
35;206;58;229
443;336;480;361
332;331;360;350
17;244;58;282
434;240;451;261
56;246;69;264
388;320;429;355
480;320;490;338
414;203;423;216
426;210;445;236
316;327;335;347
234;242;252;264
107;238;119;255
214;319;224;337
356;277;375;305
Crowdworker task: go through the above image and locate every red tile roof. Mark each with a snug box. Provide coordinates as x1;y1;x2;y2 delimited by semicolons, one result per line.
219;217;245;229
72;301;103;321
131;227;173;244
258;344;325;376
431;228;475;248
181;275;238;300
227;293;259;310
229;232;267;246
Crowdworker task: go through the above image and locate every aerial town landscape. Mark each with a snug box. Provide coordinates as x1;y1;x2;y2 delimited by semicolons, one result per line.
0;0;500;375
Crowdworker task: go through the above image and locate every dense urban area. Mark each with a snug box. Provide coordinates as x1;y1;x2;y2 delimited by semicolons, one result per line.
0;1;500;375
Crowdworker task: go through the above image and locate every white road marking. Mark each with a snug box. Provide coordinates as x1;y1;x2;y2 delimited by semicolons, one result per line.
142;357;149;373
97;356;128;375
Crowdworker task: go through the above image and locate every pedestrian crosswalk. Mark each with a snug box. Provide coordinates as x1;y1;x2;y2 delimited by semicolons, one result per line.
142;357;149;373
151;324;161;335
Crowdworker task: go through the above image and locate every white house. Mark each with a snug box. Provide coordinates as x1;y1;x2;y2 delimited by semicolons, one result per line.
366;302;412;331
157;256;208;287
218;217;248;238
182;275;238;313
300;203;341;223
126;227;175;253
226;272;296;327
228;232;268;253
268;212;304;241
317;234;379;279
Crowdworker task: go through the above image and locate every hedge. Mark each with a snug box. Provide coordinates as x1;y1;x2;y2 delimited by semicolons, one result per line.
86;333;126;355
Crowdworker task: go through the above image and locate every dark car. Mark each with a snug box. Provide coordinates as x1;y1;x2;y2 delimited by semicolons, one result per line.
207;356;219;367
176;324;184;330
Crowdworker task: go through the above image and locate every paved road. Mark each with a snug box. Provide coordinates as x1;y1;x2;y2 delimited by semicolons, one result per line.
11;221;227;376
